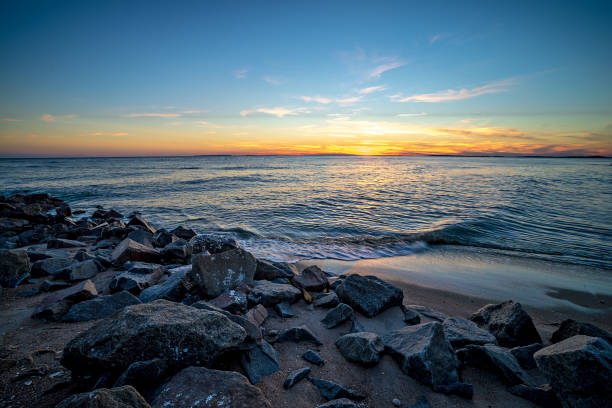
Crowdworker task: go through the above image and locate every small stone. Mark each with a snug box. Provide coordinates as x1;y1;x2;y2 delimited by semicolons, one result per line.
550;319;612;345
308;377;366;401
392;398;401;407
274;301;294;318
314;293;340;308
335;332;384;366
283;367;311;389
322;303;354;329
246;304;268;326
277;325;322;345
443;317;498;348
292;265;329;292
401;305;421;325
336;274;403;317
303;350;325;365
127;215;156;234
240;340;280;384
209;289;248;314
510;343;544;370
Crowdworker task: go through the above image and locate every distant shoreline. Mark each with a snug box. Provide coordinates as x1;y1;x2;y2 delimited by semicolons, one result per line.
0;154;610;159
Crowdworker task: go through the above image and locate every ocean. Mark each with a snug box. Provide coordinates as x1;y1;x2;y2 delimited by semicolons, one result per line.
1;156;611;270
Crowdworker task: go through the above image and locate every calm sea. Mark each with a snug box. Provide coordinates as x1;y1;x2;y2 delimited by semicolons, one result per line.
1;156;611;269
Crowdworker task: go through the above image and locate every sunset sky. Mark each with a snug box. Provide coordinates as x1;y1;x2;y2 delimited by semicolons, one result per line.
1;1;611;156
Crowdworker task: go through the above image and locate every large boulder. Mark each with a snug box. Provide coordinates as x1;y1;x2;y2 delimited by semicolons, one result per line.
56;385;150;408
191;301;262;349
113;358;168;393
62;291;142;322
61;300;247;376
240;340;280;384
292;265;328;292
138;265;190;303
190;248;256;298
336;274;403;317
335;332;385;366
188;233;239;255
248;280;301;306
33;279;98;321
534;335;612;408
470;300;542;348
111;238;161;266
442;317;497;348
456;344;530;385
550;319;612;345
382;322;471;396
0;248;31;287
151;366;271;408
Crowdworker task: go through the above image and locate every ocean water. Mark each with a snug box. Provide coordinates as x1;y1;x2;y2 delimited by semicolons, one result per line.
1;156;611;269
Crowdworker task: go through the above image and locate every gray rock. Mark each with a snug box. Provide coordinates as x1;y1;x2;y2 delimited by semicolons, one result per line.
401;305;421;325
61;299;247;376
550;319;612;345
443;317;498;348
127;215;156;234
277;325;323;345
248;280;301;306
190;248;256;298
151;366;270;408
191;301;262;349
152;229;177;248
534;335;612;408
62;291;142;322
240;340;280;384
56;385;150;408
308;377;366;401
510;343;544;370
170;225;197;240
40;279;71;292
507;384;561;408
0;248;31;287
54;259;101;281
46;238;87;249
254;259;294;280
127;229;154;247
456;344;530;385
246;304;268;326
188;233;239;255
113;358;168;393
336;274;403;317
322;303;354;329
303;349;325;365
209;289;248;314
33;279;97;320
30;257;72;277
335;332;385;365
315;399;358;408
138;265;189;302
111;238;161;266
110;269;163;295
73;250;96;262
404;304;448;322
470;300;542;348
350;318;366;333
284;367;310;389
160;238;188;262
274;301;294;317
292;265;328;292
314;293;340;308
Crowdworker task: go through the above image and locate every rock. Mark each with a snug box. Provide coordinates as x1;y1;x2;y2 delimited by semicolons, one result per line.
125;262;163;275
510;343;544;370
246;304;268;326
456;344;530;385
152;229;177;248
550;319;612;345
470;300;542;348
56;385;150;408
336;274;403;317
284;367;310;389
292;265;328;292
314;293;340;308
151;366;270;408
534;335;612;408
382;322;470;395
303;349;325;365
62;291;141;322
315;399;358;408
507;384;561;407
61;299;247;376
308;377;366;401
110;269;163;295
191;301;262;349
248;280;301;306
33;279;97;320
54;259;101;281
274;301;294;318
240;340;280;384
127;229;154;247
40;279;71;292
170;225;197;240
401;305;422;325
277;325;323;345
0;248;31;287
254;259;294;280
27;248;70;262
138;265;190;302
30;257;72;277
73;250;96;262
335;332;385;366
47;238;87;249
404;305;448;322
113;358;168;393
322;303;354;329
350;318;366;333
209;289;248;314
111;238;161;266
127;215;156;234
188;233;239;255
160;238;188;262
443;317;498;348
392;398;401;407
190;248;256;298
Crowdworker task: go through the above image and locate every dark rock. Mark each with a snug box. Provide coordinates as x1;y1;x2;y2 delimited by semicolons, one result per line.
274;301;294;317
254;259;294;280
404;304;448;322
113;358;168;395
470;300;542;348
190;248;256;298
507;384;561;408
170;225;197;240
284;367;311;389
534;335;612;408
56;385;150;408
510;343;544;370
456;344;530;385
406;396;431;408
55;204;72;218
110;266;163;294
248;280;301;306
27;248;70;262
188;233;239;255
30;257;72;277
160;238;188;262
292;265;328;292
152;229;177;248
40;279;71;292
550;319;612;345
314;293;340;308
246;304;268;326
19;287;40;297
401;305;422;325
277;325;323;345
240;340;280;384
127;215;156;234
139;265;190;303
73;250;96;262
315;399;358;408
0;248;31;287
208;289;248;314
127;229;154;247
111;238;161;266
336;274;403;317
191;301;262;349
350;318;366;333
443;317;498;348
322;303;354;329
33;279;97;320
150;366;271;408
62;291;142;322
47;238;87;249
125;262;163;275
335;332;385;365
303;349;325;365
269;261;298;278
54;259;102;281
308;377;366;401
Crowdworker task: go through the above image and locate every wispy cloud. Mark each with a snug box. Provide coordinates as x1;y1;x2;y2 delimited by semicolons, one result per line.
3;118;21;122
234;68;248;79
357;86;387;94
111;132;129;136
299;96;332;104
88;131;128;137
429;33;444;44
182;110;202;114
41;114;55;122
168;122;183;126
240;107;310;118
369;60;406;78
397;112;427;117
263;76;285;86
391;78;517;103
336;96;362;105
124;112;182;118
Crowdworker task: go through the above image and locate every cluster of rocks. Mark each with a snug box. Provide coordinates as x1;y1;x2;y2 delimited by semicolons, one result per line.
1;192;611;408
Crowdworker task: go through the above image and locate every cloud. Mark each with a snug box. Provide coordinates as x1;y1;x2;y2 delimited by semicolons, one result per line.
336;96;362;105
41;114;55;122
124;113;181;118
429;33;443;44
357;86;387;94
299;96;332;104
240;107;310;118
234;68;248;79
263;76;285;85
111;132;128;136
182;110;202;114
397;112;427;117
392;78;517;103
369;61;405;78
3;118;21;122
168;122;183;126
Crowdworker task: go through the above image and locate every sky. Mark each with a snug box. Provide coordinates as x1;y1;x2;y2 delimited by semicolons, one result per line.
1;0;611;156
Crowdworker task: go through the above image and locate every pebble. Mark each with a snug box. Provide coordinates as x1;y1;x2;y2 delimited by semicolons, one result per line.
392;398;401;406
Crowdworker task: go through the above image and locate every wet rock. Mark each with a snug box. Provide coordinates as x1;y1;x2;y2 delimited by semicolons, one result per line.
470;300;542;348
246;304;268;327
126;229;154;248
40;279;71;292
507;384;561;408
61;299;247;376
401;305;421;325
335;332;385;366
277;325;323;345
284;367;310;389
152;229;177;248
308;377;366;401
248;280;301;306
188;233;239;255
190;248;256;298
303;349;325;365
314;293;340;308
127;215;156;234
111;238;161;266
292;265;328;292
254;259;295;280
240;340;280;384
56;385;150;408
443;317;498;348
322;303;354;329
0;248;31;287
113;358;168;394
47;238;87;249
160;238;188;262
170;225;197;240
151;366;270;408
54;259;102;281
62;291;141;322
110;269;163;295
33;279;97;321
550;319;612;345
456;344;530;385
30;257;72;277
274;301;294;318
510;343;544;370
315;399;358;408
534;335;612;408
336;274;403;317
